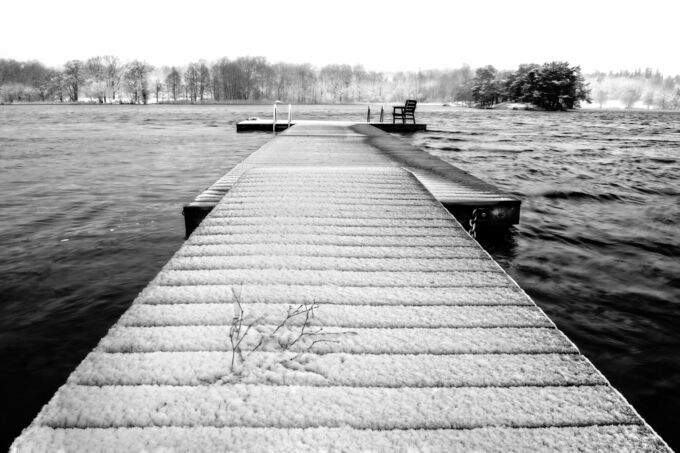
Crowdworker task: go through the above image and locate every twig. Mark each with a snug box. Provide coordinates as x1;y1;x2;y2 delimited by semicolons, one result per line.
306;339;340;350
226;288;329;375
229;285;248;369
287;309;316;349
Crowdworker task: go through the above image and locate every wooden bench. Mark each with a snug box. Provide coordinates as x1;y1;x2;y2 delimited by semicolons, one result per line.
393;99;417;124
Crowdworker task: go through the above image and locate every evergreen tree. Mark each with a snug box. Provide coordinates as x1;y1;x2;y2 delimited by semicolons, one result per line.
471;65;500;107
532;62;590;110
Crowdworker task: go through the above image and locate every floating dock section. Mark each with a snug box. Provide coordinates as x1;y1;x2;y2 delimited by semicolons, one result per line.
12;123;670;452
236;119;426;133
184;121;519;237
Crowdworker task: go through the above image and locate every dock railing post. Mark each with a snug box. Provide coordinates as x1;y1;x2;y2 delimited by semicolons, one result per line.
367;105;371;123
273;100;283;133
273;103;277;133
288;104;292;128
380;105;384;123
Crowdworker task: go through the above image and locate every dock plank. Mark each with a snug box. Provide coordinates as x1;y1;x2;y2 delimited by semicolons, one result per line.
70;352;603;387
97;326;575;354
36;385;637;429
11;425;668;453
118;304;551;328
135;284;532;306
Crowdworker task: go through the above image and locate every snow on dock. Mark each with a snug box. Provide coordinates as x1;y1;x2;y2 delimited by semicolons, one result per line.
183;121;519;236
235;118;426;132
12;124;670;452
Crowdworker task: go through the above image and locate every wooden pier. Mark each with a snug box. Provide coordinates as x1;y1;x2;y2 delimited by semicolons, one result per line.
236;118;427;133
12;123;670;452
184;121;519;237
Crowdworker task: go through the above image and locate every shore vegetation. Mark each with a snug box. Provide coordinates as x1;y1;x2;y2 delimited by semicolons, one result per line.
1;57;679;110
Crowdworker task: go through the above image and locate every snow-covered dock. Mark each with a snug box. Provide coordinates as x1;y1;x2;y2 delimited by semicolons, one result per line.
184;121;519;236
236;118;426;132
12;123;670;452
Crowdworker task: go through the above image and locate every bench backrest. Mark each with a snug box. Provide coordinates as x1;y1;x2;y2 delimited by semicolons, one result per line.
405;99;417;113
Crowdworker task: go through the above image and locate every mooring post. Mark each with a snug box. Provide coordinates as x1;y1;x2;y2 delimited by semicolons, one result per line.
367;105;371;123
380;105;384;123
288;104;292;128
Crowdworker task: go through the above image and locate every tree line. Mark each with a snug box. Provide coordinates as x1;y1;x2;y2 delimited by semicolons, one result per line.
1;56;679;110
587;68;680;109
0;56;473;105
0;57;151;104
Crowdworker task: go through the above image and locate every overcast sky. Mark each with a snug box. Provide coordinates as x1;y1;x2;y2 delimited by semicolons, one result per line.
2;0;679;75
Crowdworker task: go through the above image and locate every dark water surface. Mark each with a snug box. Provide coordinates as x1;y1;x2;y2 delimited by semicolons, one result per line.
1;105;678;450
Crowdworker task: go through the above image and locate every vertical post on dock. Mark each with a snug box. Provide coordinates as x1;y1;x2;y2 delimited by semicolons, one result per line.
288;104;292;128
367;105;371;123
380;105;384;123
273;103;277;133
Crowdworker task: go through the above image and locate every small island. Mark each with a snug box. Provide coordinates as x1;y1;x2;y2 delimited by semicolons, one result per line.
469;61;590;111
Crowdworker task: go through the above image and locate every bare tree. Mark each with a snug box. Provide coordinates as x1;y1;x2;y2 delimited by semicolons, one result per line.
63;60;84;101
295;63;316;103
197;62;210;101
154;78;162;103
85;56;106;102
320;64;352;102
351;64;367;101
236;56;268;100
595;89;608;108
124;60;153;104
621;88;641;109
165;67;181;102
184;63;198;102
103;56;122;102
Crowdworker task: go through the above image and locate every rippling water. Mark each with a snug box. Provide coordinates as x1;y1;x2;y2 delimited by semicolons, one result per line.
412;108;680;449
1;105;678;449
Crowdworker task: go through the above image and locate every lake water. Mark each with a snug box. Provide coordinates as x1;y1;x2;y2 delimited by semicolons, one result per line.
1;104;678;450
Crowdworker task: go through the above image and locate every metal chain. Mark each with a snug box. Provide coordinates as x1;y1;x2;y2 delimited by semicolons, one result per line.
468;209;479;238
468;208;488;239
